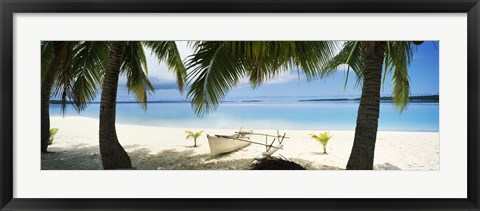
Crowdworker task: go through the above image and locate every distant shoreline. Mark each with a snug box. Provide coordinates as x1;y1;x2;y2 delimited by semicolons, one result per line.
50;95;439;104
298;95;439;103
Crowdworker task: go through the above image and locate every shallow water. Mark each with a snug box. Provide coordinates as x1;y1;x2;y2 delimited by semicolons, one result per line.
50;99;439;132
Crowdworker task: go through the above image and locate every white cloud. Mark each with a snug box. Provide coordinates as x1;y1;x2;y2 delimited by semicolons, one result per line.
264;71;303;84
235;70;302;88
175;41;193;60
144;41;194;89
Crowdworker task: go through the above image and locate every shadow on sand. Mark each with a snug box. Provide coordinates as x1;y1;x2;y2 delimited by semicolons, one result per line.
130;148;254;170
42;144;343;170
374;162;402;170
42;144;254;170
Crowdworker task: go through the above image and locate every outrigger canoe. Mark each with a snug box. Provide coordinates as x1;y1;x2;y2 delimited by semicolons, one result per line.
207;129;288;155
207;134;251;154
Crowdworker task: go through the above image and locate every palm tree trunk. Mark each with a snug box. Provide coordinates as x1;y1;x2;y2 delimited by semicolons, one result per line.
99;41;132;169
41;42;63;153
346;41;386;170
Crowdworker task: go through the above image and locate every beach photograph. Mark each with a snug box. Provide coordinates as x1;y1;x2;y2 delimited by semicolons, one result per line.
41;41;439;170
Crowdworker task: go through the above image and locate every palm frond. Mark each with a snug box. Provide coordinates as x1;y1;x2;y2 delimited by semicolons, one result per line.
50;41;110;114
242;41;338;84
186;41;247;116
121;41;154;110
310;132;332;145
185;130;203;139
143;41;187;93
320;41;364;89
41;41;55;84
185;130;195;139
49;128;59;137
70;41;110;112
51;41;79;115
195;130;204;137
385;41;415;112
186;41;339;116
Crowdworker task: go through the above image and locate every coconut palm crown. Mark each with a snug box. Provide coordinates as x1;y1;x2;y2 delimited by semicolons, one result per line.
41;41;110;152
320;41;417;112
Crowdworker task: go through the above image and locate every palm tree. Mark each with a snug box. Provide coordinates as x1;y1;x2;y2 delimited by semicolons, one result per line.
319;41;420;169
99;41;186;169
41;41;110;153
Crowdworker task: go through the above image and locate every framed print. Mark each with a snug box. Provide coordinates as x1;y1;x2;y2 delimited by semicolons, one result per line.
1;0;479;210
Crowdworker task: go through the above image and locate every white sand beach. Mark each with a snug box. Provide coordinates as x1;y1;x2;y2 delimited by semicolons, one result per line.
41;116;439;170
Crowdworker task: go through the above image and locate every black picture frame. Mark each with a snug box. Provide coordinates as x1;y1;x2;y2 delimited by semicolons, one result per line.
1;0;479;210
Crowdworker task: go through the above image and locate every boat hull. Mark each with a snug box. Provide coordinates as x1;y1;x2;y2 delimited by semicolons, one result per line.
207;135;250;154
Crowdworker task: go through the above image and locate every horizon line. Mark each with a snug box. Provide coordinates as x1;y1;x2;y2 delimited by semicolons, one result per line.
50;94;439;104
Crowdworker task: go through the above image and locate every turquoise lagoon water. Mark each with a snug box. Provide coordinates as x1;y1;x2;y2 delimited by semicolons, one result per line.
50;97;439;132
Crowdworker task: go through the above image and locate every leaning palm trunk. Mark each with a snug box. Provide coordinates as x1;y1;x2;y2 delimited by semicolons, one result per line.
41;42;63;153
346;41;386;170
99;41;132;169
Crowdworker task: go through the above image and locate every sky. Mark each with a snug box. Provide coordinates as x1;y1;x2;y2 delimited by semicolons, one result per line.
115;41;439;101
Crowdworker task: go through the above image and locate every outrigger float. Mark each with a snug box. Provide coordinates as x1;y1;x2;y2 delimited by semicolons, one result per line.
207;128;288;156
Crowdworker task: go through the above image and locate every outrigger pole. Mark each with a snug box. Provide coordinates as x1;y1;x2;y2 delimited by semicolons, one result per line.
235;131;290;139
233;128;286;156
231;137;284;150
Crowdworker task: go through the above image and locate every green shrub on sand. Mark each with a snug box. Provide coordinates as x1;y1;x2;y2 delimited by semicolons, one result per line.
309;132;333;154
185;130;204;147
48;128;59;145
